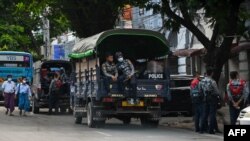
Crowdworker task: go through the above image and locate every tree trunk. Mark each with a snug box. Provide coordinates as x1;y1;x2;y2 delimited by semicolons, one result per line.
204;44;231;83
213;59;225;83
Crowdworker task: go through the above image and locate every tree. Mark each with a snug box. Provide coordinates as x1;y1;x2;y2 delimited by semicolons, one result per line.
147;0;249;81
55;0;249;81
0;0;70;60
57;0;148;37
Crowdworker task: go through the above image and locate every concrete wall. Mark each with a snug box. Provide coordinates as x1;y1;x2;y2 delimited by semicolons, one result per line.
239;50;249;81
132;0;162;31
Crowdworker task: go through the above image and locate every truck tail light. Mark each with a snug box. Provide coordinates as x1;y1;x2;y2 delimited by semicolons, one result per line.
102;97;113;103
152;97;164;103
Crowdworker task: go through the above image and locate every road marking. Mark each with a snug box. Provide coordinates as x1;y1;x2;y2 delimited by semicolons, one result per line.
203;134;223;140
95;131;112;137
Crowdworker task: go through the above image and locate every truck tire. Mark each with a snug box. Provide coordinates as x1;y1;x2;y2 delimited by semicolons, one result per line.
122;118;131;125
68;107;73;114
32;97;39;114
60;107;66;113
87;102;105;128
75;117;82;124
140;118;159;128
87;102;96;128
96;120;106;128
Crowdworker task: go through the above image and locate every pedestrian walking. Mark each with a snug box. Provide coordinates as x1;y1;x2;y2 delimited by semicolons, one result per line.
16;77;32;116
190;72;203;133
227;71;249;125
48;73;62;115
199;68;220;134
1;75;16;116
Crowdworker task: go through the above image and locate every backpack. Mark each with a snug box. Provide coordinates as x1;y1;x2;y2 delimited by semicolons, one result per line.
190;78;202;103
201;78;215;102
229;79;245;97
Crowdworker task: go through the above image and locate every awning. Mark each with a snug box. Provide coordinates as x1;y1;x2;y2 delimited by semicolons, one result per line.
69;29;170;59
173;48;206;57
231;41;250;53
172;41;250;57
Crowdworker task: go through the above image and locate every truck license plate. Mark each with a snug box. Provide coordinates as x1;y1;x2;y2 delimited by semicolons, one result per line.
122;101;144;107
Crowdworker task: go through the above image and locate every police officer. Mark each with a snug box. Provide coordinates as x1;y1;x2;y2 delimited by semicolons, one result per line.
60;67;68;83
115;52;137;104
48;73;61;115
227;71;249;125
190;72;203;133
101;52;118;93
199;68;220;134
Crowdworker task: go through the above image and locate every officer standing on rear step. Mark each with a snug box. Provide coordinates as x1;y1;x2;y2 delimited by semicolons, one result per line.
115;52;137;105
48;73;61;115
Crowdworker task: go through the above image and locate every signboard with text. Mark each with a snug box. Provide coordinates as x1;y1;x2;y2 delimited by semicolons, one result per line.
53;44;65;60
0;55;26;62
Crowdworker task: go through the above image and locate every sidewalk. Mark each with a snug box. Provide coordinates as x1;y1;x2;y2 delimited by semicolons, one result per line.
161;106;230;133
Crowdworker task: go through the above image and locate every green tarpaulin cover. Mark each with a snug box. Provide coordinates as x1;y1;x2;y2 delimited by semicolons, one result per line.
69;29;169;59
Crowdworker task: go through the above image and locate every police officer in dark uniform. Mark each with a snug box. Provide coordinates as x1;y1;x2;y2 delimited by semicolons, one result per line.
115;52;137;104
101;52;118;93
227;71;248;125
190;72;203;133
199;68;220;134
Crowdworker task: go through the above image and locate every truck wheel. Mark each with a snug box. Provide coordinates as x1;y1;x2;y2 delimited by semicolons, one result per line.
75;117;82;124
68;107;73;114
96;120;106;128
122;118;131;125
148;120;159;128
140;118;159;128
60;107;66;113
87;102;104;128
87;102;96;128
32;98;39;114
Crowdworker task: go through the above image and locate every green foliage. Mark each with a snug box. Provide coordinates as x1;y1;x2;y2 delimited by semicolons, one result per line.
0;0;248;67
0;0;70;60
57;0;150;37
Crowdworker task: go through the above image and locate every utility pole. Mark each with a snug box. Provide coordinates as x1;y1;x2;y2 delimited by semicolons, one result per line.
42;7;50;60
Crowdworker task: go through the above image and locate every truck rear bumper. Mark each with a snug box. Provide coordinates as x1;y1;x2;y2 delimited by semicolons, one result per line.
35;98;70;108
96;109;161;118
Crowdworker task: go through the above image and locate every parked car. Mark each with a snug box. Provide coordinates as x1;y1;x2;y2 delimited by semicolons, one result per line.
237;106;250;125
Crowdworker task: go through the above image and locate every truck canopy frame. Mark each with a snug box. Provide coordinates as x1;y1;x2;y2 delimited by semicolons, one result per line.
69;29;170;60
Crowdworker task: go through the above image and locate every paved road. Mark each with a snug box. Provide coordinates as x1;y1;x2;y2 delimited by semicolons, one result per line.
0;108;223;141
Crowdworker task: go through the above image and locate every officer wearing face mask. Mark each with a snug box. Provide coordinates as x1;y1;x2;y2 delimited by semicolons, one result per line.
115;52;137;104
15;77;32;116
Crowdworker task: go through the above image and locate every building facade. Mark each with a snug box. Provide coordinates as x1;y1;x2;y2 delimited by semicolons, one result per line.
131;0;250;96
